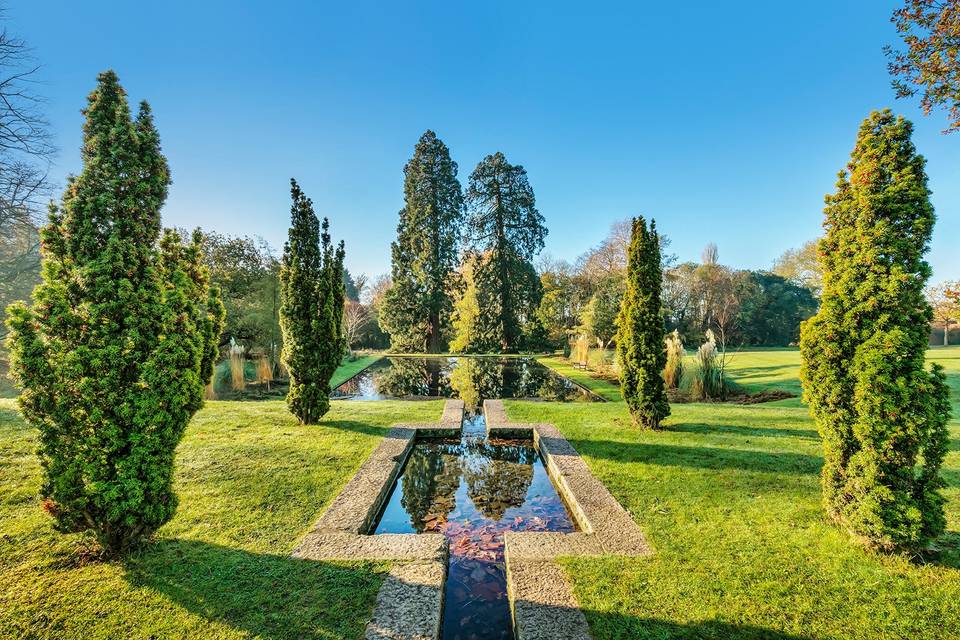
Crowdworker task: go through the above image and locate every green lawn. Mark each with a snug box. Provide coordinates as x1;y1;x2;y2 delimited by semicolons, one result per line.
507;345;960;640
536;355;623;401
331;354;382;388
0;398;442;639
2;347;958;639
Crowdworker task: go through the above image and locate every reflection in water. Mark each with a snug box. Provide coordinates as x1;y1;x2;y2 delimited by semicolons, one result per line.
332;356;600;410
374;414;576;640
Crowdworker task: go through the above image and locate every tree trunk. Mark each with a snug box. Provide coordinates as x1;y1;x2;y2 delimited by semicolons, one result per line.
946;321;951;346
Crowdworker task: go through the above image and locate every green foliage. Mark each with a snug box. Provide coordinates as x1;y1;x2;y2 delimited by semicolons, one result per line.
800;109;951;552
3;71;223;554
616;217;669;429
279;179;345;424
196;231;280;362
737;271;818;346
536;267;587;348
464;152;547;352
579;275;624;349
380;131;464;352
449;254;481;353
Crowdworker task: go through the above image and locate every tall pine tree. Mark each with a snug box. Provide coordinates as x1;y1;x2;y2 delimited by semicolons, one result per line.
464;152;546;352
800;110;950;552
5;71;224;553
380;131;464;352
279;179;345;424
616;216;670;429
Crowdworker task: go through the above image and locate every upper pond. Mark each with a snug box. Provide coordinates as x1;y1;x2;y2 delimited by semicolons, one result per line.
331;356;601;409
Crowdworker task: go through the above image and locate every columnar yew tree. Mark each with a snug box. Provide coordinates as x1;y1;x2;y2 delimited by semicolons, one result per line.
616;216;670;429
5;71;225;554
279;179;345;424
464;152;546;352
380;131;464;352
800;110;950;552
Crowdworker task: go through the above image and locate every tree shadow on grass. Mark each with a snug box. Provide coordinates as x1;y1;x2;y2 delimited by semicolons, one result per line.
317;419;391;438
586;614;814;640
123;538;384;640
526;602;814;640
566;439;822;476
671;421;819;441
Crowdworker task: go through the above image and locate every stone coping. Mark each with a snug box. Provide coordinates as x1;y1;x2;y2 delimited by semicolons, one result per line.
292;399;464;640
484;399;651;640
291;397;650;640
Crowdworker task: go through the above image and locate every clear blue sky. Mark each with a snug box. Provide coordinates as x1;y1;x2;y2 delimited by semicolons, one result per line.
12;0;960;281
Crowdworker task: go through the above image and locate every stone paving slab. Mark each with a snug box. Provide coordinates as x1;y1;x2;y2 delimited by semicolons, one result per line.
293;532;447;562
507;559;592;640
291;400;463;640
365;560;447;640
483;399;652;640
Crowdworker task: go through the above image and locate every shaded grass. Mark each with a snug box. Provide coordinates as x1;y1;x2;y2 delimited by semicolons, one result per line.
0;398;442;639
505;363;960;640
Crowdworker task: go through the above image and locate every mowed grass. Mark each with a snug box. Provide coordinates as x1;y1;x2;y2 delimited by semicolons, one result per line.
535;355;623;401
507;345;960;640
0;398;443;640
331;354;382;388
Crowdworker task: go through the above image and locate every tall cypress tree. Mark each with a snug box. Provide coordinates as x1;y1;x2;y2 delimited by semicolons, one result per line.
380;131;464;352
465;152;546;352
279;179;345;424
5;71;224;553
616;216;670;429
800;110;950;552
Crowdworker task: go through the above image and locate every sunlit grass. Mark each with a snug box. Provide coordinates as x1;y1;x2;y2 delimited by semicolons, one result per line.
0;398;442;639
506;345;960;640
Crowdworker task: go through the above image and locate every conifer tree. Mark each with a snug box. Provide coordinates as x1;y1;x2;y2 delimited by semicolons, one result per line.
380;131;464;352
616;216;670;429
800;109;950;552
465;152;546;352
279;179;346;424
5;71;224;553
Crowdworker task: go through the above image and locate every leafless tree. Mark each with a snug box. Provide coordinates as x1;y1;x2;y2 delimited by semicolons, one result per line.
701;242;719;266
343;300;369;351
577;217;676;284
0;18;55;340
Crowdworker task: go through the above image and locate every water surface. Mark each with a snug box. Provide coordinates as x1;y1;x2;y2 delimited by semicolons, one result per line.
373;413;576;640
332;356;600;410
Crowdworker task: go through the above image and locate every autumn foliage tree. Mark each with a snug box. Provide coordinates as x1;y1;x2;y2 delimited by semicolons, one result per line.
616;216;670;429
5;71;224;554
886;0;960;133
800;110;951;552
279;179;345;424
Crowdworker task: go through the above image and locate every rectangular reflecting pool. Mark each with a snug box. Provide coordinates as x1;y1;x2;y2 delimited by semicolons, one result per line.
331;356;601;410
373;413;576;640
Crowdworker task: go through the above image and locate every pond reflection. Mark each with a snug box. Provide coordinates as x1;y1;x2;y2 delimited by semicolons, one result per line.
374;414;576;640
332;356;600;410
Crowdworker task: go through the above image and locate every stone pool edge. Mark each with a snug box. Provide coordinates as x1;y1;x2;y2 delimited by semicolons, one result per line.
291;398;651;640
291;399;464;640
484;399;652;640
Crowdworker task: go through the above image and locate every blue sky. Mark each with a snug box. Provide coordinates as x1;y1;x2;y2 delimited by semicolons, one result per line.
12;0;960;281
